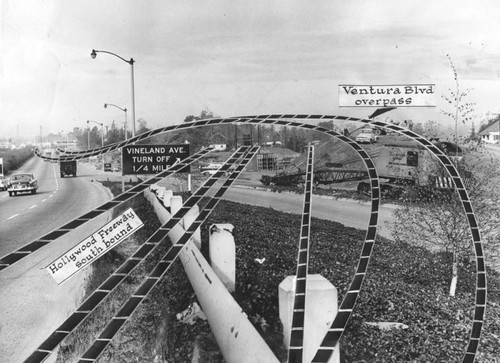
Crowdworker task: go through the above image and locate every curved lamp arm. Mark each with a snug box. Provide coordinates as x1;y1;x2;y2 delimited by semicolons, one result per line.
91;49;134;65
104;103;127;113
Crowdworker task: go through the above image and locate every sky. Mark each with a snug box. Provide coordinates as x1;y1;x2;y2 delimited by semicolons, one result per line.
2;0;500;141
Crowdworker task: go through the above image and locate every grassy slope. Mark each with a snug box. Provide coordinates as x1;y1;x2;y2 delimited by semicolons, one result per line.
58;183;500;362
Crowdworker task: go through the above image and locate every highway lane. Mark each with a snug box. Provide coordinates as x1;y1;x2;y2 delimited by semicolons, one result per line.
0;158;62;256
221;187;397;239
157;175;397;238
0;158;112;257
0;157;113;362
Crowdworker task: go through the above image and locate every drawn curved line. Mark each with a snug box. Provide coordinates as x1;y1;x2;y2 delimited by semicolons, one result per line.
0;148;214;271
34;114;484;362
36;117;382;362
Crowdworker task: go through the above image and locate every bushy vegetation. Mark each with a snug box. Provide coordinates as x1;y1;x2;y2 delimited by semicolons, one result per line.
207;201;500;362
57;183;500;362
0;146;35;175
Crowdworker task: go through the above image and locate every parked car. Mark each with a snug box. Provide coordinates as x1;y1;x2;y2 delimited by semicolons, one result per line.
8;173;38;196
355;128;378;144
0;177;8;191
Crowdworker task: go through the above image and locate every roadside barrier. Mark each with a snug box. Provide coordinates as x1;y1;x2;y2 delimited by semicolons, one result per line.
24;146;260;363
76;146;263;362
23;113;483;362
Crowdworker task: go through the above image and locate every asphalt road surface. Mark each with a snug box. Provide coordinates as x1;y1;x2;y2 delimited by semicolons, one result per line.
222;187;396;239
0;157;112;362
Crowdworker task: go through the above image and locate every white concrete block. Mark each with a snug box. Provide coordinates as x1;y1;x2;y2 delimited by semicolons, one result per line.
170;195;183;215
209;224;236;292
162;190;173;208
156;186;167;200
279;274;339;363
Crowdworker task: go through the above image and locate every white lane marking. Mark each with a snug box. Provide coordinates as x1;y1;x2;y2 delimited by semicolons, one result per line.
53;163;59;190
2;161;59;223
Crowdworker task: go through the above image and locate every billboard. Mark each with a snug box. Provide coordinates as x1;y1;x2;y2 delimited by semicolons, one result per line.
122;144;190;175
338;84;436;108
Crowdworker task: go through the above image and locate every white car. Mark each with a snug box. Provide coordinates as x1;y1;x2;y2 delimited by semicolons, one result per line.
355;128;378;144
8;173;38;196
200;163;224;175
0;177;8;191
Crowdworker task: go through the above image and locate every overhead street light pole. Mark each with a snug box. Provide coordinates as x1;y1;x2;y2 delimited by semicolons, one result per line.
91;49;136;138
103;102;128;193
87;120;104;147
104;103;128;140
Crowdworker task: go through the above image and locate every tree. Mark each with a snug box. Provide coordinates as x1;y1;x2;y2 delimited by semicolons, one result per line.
422;120;441;139
136;118;150;135
470;122;476;140
105;124;123;145
391;151;500;297
184;111;212;150
441;54;477;140
413;122;424;136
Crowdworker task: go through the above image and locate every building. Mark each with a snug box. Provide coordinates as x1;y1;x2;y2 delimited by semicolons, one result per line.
255;147;300;171
208;132;228;151
478;121;500;144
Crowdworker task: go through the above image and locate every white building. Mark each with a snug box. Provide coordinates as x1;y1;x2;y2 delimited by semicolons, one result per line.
478;121;500;144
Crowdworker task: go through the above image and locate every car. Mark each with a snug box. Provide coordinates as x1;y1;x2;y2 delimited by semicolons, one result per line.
200;163;223;175
355;128;378;144
7;173;38;196
0;177;8;191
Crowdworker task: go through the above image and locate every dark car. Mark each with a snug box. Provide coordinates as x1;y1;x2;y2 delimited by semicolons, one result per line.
60;160;77;177
8;173;38;196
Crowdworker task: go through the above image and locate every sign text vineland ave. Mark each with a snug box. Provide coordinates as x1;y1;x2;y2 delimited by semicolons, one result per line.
46;208;144;284
122;144;190;174
338;84;436;108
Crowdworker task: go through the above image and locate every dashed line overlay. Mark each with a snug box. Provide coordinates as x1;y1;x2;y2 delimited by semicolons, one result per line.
31;115;484;362
76;147;259;362
23;146;258;363
287;144;315;363
0;148;214;271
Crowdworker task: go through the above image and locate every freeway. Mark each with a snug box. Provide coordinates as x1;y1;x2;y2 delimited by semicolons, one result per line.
0;157;112;362
222;186;397;239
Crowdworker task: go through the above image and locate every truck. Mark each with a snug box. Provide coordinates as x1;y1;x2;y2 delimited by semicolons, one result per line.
260;139;470;198
60;160;77;177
